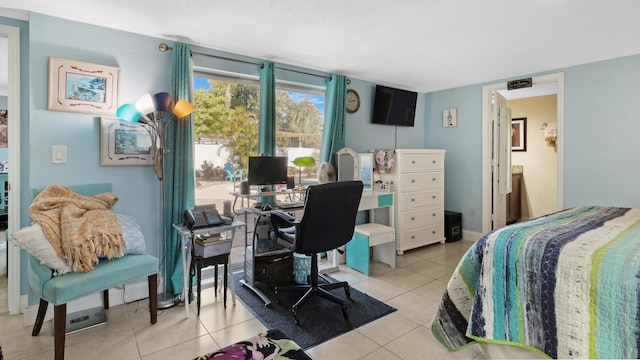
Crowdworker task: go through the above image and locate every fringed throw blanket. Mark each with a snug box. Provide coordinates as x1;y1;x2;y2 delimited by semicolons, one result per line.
29;185;124;273
432;206;640;359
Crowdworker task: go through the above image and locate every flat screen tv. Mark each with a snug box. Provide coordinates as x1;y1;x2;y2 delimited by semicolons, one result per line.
371;85;417;127
247;156;288;186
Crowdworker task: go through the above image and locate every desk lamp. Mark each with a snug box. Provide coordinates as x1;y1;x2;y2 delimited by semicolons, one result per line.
293;156;316;190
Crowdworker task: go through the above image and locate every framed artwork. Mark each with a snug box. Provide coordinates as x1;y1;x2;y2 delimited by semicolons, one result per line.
442;108;458;127
100;117;155;166
512;117;527;151
0;110;7;147
48;57;120;115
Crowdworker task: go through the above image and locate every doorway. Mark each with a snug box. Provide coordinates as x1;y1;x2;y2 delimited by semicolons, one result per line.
1;24;22;316
481;73;565;234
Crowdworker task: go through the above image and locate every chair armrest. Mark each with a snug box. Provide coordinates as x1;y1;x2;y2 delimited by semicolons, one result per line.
270;210;297;226
269;211;299;250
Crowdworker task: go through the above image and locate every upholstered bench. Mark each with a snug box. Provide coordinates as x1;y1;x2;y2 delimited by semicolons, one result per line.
29;254;158;359
13;183;159;360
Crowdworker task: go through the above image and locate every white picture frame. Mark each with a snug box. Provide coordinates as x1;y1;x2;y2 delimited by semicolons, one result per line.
100;117;155;166
443;108;458;128
48;57;120;115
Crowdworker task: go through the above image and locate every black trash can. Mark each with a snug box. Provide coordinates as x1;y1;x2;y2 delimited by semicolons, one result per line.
444;211;462;242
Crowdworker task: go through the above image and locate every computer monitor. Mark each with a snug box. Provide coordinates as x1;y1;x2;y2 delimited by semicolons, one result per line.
247;156;288;187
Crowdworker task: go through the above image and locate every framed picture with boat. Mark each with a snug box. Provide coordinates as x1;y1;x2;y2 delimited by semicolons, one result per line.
48;57;120;115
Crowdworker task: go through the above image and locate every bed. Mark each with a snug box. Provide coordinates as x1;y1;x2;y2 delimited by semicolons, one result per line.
431;206;640;359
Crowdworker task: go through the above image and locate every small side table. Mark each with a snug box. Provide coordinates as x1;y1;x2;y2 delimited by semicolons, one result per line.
173;220;245;318
190;252;229;316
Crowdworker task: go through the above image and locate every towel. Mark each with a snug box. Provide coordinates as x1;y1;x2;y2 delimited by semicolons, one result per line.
29;185;124;272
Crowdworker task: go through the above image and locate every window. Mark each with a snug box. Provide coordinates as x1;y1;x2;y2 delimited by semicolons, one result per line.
192;67;325;269
192;71;325;204
274;82;325;185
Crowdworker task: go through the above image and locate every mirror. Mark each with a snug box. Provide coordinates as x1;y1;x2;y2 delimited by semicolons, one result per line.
359;153;373;191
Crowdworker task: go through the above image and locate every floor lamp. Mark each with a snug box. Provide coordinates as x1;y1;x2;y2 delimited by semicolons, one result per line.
117;92;195;309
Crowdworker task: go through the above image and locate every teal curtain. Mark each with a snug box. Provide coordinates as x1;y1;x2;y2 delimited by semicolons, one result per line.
166;42;195;296
259;61;276;156
320;74;347;162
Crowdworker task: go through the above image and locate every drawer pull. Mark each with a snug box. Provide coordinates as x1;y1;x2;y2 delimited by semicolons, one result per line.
411;216;415;221
432;160;436;164
411;235;415;239
411;160;416;164
432;177;436;181
411;179;416;183
432;195;436;199
432;213;436;217
432;230;436;234
411;198;416;202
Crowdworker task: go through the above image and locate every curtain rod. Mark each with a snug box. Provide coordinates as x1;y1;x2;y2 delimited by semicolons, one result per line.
159;42;331;80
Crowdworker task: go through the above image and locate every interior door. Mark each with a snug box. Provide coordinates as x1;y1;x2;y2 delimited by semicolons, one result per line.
492;91;512;229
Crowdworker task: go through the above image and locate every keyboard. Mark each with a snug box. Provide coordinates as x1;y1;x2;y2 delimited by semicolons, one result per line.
276;201;304;209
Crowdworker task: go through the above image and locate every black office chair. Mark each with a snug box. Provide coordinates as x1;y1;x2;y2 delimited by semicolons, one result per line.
269;180;363;324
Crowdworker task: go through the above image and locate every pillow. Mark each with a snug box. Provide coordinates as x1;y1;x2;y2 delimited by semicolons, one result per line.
10;214;146;275
9;222;72;276
116;213;146;255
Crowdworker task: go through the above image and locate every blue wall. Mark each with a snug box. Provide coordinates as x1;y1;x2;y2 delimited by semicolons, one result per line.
344;79;425;152
22;13;171;295
421;54;640;233
424;86;483;231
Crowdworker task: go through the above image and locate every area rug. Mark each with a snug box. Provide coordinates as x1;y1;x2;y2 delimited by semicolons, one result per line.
233;272;397;349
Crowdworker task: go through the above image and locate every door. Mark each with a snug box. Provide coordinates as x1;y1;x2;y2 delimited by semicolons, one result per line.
2;24;21;315
491;91;511;229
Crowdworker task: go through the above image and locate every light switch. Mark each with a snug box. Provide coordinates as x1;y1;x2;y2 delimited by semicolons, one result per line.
52;146;67;164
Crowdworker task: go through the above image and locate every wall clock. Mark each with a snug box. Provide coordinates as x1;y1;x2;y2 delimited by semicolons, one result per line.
346;89;360;114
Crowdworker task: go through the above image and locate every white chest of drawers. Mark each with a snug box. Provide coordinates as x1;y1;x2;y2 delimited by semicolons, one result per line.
380;149;446;254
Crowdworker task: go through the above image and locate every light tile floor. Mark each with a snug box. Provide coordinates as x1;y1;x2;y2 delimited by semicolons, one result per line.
0;239;486;360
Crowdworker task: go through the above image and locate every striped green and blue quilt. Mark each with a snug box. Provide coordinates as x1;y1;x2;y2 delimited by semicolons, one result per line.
432;206;640;359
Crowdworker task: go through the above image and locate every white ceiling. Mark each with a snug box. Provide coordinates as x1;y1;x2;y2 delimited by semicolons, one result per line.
1;1;640;97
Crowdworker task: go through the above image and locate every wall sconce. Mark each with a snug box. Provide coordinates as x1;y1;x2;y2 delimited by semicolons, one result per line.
540;122;557;149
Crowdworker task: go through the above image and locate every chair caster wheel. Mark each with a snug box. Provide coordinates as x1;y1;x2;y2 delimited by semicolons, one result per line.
293;309;300;324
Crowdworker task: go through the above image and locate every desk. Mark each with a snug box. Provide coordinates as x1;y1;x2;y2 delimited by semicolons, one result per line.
173;220;245;318
233;190;306;306
233;189;395;303
345;191;395;274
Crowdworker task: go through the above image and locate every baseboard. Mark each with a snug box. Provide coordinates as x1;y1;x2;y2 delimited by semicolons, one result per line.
22;278;153;327
462;229;484;242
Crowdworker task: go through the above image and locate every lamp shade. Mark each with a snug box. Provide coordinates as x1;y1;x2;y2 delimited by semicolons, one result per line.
116;103;142;123
153;92;171;112
172;99;195;118
293;156;316;167
135;93;156;115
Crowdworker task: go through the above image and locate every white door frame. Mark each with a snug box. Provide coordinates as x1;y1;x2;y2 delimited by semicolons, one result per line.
1;24;22;315
481;72;565;234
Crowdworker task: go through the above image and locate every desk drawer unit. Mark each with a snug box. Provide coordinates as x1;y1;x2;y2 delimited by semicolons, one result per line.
381;149;446;255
